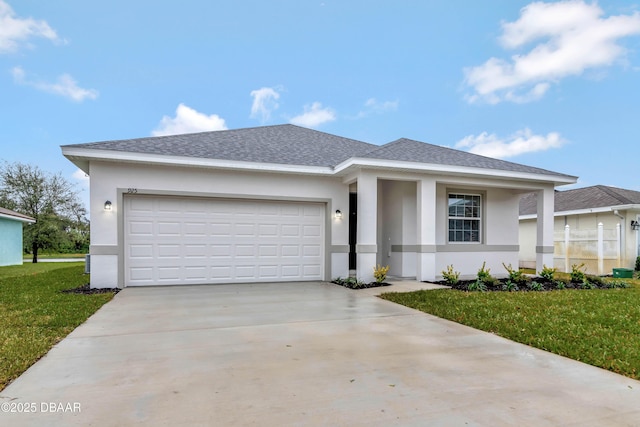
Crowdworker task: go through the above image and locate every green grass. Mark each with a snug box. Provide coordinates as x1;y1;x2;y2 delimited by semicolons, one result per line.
0;263;114;391
381;278;640;380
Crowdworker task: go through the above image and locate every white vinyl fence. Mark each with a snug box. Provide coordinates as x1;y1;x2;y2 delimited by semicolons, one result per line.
554;223;620;275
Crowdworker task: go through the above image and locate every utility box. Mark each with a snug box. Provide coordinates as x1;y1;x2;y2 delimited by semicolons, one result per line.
612;268;633;278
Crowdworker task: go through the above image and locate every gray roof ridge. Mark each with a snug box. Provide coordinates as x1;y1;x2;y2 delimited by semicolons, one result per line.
594;185;637;205
62;123;375;148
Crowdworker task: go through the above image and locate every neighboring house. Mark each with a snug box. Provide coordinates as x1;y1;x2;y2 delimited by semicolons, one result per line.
519;185;640;274
0;207;35;267
61;124;576;288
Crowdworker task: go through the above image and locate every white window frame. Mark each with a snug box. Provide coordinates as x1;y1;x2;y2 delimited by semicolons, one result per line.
447;193;482;244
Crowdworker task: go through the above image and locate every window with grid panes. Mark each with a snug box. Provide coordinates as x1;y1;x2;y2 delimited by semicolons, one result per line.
448;194;481;242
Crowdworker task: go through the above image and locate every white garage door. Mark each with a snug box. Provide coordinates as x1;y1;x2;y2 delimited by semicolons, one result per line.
124;195;325;286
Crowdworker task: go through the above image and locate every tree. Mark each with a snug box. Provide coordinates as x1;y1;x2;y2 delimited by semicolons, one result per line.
0;162;88;263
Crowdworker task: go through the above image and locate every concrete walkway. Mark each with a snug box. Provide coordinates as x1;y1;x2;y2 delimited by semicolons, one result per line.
1;281;639;426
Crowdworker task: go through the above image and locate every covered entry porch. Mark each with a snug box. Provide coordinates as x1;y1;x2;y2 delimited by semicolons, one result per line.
347;170;556;283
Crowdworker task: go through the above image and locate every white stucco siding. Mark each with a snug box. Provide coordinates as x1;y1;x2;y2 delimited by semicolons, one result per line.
89;162;350;287
484;189;520;246
434;185;523;279
377;180;417;277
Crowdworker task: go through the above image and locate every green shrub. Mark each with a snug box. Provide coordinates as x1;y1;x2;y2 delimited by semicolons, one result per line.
580;280;595;290
604;279;630;289
476;262;497;286
501;280;519;292
539;265;557;281
502;263;526;285
586;275;604;286
467;280;487;292
528;281;543;291
441;265;460;285
554;280;566;290
635;256;640;272
570;263;587;283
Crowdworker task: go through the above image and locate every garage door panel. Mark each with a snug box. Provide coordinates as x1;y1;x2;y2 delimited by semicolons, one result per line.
210;223;232;236
125;196;325;286
129;221;154;236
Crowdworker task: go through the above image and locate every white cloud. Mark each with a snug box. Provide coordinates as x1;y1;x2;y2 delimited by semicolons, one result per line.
0;0;60;53
364;97;399;112
250;87;280;123
455;128;567;159
464;1;640;104
72;168;89;188
289;102;336;128
359;98;399;117
152;103;228;136
12;66;98;102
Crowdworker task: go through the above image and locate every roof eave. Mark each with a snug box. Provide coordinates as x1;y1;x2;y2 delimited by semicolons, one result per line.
519;204;640;219
334;158;577;185
0;212;36;223
61;147;336;176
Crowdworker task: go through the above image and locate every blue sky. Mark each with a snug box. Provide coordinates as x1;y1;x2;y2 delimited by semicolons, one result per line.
2;0;640;208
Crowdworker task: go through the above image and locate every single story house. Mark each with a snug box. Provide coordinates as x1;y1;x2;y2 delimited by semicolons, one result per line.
61;124;576;288
519;185;640;274
0;207;35;266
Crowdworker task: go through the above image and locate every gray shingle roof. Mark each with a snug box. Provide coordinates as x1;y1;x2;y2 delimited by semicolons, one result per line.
62;124;378;168
63;124;574;179
361;138;571;177
519;185;640;216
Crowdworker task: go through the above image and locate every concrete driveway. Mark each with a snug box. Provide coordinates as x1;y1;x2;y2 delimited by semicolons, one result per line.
2;281;639;426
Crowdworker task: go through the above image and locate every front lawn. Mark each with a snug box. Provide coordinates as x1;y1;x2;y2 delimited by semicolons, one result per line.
0;263;114;390
380;277;640;380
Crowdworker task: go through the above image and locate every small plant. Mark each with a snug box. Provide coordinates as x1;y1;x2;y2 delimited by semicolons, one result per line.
586;275;604;287
476;262;497;287
554;280;566;290
501;280;519;292
467;280;487;292
502;263;526;285
333;277;367;289
539;265;557;281
441;265;460;285
580;280;595;290
527;281;543;291
570;263;587;283
604;279;630;289
373;264;390;284
635;256;640;272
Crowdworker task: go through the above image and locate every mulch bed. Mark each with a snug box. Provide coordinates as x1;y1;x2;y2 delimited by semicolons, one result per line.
61;283;120;295
331;280;392;290
437;276;625;292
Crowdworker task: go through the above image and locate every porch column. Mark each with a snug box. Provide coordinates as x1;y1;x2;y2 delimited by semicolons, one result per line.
356;172;377;283
416;178;437;282
536;186;555;272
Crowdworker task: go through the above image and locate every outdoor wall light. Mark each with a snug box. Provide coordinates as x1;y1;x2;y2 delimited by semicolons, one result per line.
335;209;342;219
631;220;639;231
104;200;112;211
